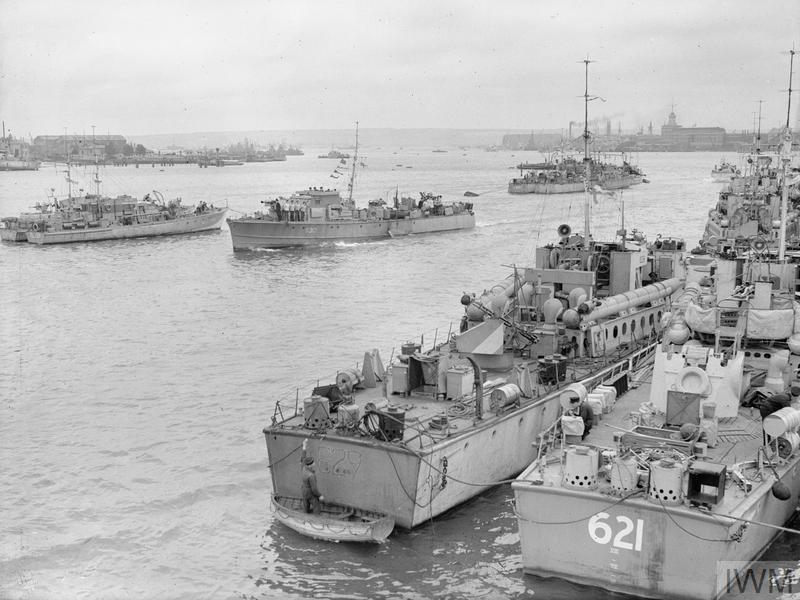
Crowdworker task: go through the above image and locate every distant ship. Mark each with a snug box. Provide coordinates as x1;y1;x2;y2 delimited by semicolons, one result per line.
281;144;304;156
227;123;475;250
318;149;350;159
1;161;226;244
245;144;288;162
508;70;645;195
710;159;741;182
702;147;800;255
0;125;40;171
197;156;244;167
24;193;227;245
0;155;40;171
508;154;645;194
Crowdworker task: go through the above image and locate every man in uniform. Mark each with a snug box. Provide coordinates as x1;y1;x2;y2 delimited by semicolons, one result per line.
301;439;323;513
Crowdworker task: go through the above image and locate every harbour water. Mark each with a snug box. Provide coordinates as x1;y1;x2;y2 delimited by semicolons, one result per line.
1;149;796;599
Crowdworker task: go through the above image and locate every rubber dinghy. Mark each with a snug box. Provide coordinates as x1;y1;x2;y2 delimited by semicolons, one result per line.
270;495;395;543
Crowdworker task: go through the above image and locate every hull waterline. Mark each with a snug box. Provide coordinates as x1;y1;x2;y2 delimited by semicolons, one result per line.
229;213;475;250
26;209;227;245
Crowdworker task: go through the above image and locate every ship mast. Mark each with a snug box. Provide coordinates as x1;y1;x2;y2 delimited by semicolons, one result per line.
785;48;795;130
778;48;795;262
64;127;72;201
92;125;103;217
347;121;359;206
755;99;763;154
582;58;595;242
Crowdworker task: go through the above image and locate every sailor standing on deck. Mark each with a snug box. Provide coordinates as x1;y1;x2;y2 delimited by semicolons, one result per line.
301;439;324;513
568;396;593;440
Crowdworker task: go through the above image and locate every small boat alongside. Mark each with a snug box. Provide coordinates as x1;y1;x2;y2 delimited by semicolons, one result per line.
271;495;394;542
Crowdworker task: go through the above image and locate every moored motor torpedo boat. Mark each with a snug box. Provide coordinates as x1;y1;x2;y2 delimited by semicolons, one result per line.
263;114;687;533
512;70;800;598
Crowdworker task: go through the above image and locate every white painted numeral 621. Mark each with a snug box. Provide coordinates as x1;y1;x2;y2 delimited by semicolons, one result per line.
588;512;644;551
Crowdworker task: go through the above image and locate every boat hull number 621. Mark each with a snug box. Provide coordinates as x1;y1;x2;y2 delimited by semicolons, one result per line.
588;512;644;551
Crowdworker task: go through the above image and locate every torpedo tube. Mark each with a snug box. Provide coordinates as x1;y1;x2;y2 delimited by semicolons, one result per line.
578;278;684;325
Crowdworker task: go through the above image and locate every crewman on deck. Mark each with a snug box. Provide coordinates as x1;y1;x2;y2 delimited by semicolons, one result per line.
301;439;324;513
568;396;593;440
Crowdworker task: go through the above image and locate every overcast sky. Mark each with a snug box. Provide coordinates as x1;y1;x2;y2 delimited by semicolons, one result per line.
0;0;797;138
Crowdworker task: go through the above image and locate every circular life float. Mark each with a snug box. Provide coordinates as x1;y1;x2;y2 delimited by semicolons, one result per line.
674;366;710;395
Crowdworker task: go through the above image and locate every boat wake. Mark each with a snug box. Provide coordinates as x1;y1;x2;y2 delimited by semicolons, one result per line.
478;218;527;228
332;240;391;248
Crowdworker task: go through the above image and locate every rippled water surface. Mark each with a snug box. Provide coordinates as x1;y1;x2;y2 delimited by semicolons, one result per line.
1;149;795;599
